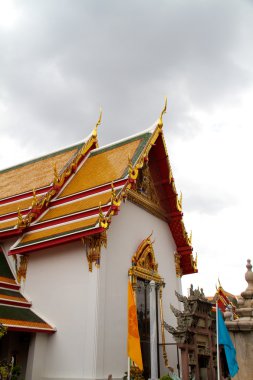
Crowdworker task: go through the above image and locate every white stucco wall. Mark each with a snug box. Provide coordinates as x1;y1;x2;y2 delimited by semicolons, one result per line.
23;241;100;380
6;200;183;380
96;201;182;379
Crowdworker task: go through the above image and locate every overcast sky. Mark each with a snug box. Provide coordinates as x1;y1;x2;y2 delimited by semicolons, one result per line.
1;0;253;297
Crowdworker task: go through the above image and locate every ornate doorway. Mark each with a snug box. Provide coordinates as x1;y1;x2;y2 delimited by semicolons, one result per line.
136;279;151;379
129;235;167;380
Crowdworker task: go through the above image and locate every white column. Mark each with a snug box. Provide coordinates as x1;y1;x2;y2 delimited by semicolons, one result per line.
150;280;158;379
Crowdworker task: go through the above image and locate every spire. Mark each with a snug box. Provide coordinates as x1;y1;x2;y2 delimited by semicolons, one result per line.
241;259;253;299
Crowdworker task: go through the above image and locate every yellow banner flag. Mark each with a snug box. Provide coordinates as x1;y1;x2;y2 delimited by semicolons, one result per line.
127;281;143;371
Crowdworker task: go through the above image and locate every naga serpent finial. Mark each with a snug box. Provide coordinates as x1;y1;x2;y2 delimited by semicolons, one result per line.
158;97;167;128
53;163;59;184
31;188;38;207
92;108;102;138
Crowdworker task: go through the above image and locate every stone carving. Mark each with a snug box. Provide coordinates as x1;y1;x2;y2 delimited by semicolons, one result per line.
164;286;217;380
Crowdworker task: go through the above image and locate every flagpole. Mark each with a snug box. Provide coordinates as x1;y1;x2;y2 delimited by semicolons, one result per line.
128;275;131;380
216;302;221;380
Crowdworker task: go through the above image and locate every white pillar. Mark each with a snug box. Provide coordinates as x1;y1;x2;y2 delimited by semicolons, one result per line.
150;280;158;379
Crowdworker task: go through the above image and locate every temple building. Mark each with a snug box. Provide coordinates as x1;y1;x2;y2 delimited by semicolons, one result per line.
0;105;197;380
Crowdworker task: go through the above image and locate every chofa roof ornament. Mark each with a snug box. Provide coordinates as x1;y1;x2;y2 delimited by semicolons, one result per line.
158;97;167;129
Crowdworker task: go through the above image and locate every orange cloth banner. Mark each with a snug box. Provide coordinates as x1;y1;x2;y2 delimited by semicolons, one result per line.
127;281;143;371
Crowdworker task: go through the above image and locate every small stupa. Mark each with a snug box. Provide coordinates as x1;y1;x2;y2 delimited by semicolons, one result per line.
224;259;253;379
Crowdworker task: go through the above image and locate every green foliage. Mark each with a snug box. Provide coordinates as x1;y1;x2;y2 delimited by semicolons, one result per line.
160;374;173;380
0;360;21;380
0;324;7;339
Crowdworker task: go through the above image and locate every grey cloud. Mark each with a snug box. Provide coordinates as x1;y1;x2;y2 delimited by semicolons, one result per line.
1;0;253;156
181;184;235;215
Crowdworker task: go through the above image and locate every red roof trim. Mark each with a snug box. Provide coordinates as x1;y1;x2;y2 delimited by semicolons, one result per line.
0;209;30;222
53;178;128;206
0;299;31;308
149;133;196;276
0;282;20;291
6;326;55;334
0;228;22;239
0;187;49;206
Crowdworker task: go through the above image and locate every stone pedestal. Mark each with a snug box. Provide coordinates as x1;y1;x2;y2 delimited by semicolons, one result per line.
225;260;253;380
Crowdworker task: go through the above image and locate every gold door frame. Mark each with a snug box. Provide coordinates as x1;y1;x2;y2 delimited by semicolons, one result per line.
128;235;169;369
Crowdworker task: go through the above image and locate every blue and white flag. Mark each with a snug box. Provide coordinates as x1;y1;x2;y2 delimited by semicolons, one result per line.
217;307;239;377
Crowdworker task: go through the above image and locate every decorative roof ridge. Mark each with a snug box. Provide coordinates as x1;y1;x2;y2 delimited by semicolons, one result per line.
82;99;166;158
216;281;237;299
90;124;156;156
16;113;102;230
1;110;103;174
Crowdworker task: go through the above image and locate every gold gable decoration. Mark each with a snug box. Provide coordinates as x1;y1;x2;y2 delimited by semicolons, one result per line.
136;161;160;206
16;255;29;283
82;232;107;272
129;234;163;284
16;112;101;230
174;252;182;278
127;159;167;222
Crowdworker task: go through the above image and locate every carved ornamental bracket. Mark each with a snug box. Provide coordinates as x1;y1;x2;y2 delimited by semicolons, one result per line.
82;232;107;272
15;255;29;283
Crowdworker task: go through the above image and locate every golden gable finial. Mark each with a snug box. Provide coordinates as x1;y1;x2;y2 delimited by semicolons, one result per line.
17;208;23;225
31;188;38;207
98;202;108;229
53;163;59;184
176;191;183;211
111;183;121;207
188;230;192;245
128;155;138;180
92;108;102;138
194;252;198;270
158;97;167;128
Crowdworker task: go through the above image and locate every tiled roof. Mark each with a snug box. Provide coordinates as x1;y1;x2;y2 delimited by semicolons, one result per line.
0;251;55;332
0;309;54;332
58;135;149;198
0;146;82;235
9;132;151;253
18;216;99;247
0;115;197;276
39;191;112;222
0;132;98;238
0;144;81;199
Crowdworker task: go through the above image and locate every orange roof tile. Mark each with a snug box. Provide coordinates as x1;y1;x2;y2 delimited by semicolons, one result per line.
0;318;53;330
0;276;16;285
0;145;80;199
0;294;27;303
0;197;33;216
59;138;142;198
0;218;17;231
39;191;111;222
